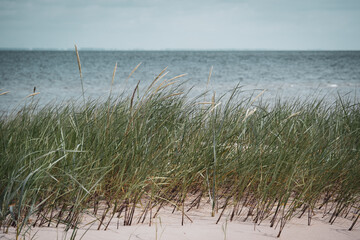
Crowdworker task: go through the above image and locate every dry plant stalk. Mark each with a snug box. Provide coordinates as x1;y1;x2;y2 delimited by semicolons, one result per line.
26;92;40;98
125;62;142;84
75;44;85;103
75;44;82;79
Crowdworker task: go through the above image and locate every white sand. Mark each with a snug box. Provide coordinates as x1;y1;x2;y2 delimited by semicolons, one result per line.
1;204;359;240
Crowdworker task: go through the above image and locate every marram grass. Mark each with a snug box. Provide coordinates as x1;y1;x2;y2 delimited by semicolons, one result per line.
0;65;359;239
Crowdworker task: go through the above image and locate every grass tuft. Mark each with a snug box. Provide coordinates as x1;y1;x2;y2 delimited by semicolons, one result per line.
0;52;359;239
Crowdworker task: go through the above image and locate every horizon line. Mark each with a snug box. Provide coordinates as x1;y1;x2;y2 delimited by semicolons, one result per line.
0;47;360;51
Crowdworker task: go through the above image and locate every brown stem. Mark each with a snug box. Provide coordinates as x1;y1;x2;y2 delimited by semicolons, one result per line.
230;201;238;222
216;197;230;224
56;204;66;227
349;213;360;231
105;201;118;231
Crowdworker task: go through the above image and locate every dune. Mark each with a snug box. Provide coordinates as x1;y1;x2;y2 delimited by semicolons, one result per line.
2;203;358;240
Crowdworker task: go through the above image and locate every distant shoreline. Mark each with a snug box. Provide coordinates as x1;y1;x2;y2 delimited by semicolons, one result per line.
1;48;360;52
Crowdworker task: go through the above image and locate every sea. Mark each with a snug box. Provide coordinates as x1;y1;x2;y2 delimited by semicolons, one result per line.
0;50;359;113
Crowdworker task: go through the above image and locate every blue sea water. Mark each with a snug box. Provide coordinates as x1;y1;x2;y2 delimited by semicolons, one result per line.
0;50;359;112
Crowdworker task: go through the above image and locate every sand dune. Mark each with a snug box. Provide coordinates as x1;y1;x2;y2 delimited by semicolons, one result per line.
2;203;359;240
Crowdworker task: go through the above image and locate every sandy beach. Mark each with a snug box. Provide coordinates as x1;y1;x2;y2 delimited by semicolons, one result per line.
2;203;359;240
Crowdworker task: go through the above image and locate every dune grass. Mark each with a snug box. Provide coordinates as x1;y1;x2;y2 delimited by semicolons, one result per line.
0;54;359;239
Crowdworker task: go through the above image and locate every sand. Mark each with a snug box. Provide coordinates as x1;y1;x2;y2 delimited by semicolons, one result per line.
1;204;359;240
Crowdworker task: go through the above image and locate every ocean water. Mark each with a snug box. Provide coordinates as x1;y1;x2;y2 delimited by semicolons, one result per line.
0;50;359;112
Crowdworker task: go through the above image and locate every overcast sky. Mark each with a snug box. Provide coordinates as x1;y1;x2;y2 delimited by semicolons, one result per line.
1;0;359;50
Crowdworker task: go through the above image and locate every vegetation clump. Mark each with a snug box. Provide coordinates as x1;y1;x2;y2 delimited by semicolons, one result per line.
0;54;359;238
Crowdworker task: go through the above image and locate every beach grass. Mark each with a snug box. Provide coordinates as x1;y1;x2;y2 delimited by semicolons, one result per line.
0;54;359;239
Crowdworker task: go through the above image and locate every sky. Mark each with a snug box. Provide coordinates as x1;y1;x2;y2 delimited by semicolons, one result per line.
0;0;360;50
